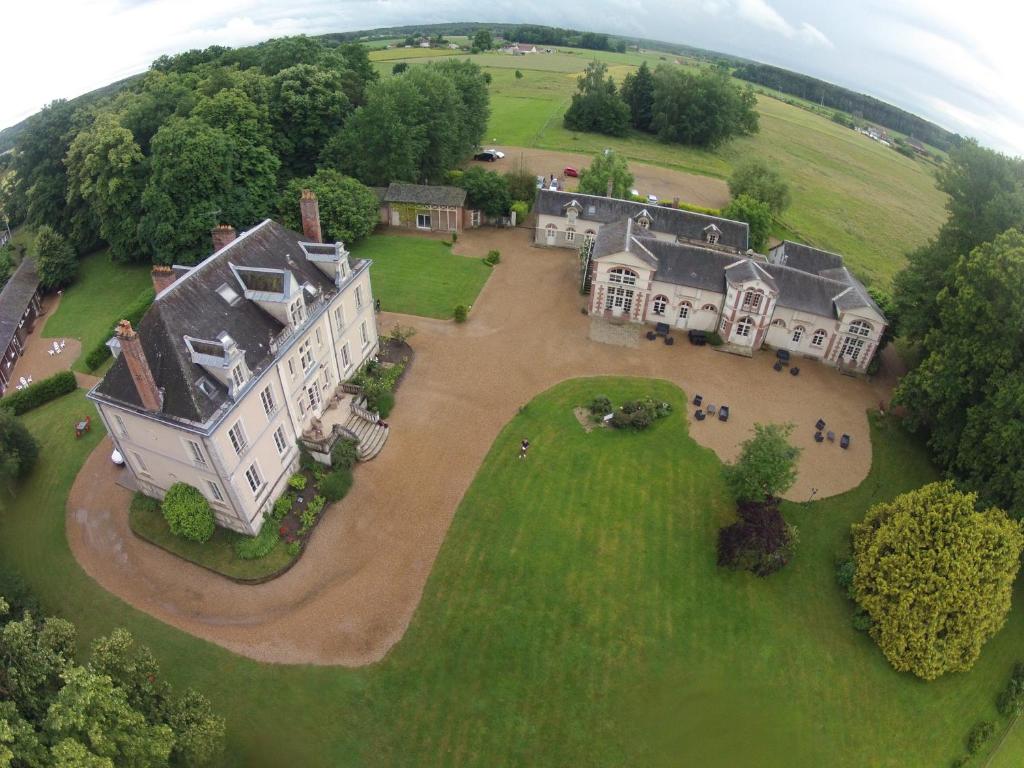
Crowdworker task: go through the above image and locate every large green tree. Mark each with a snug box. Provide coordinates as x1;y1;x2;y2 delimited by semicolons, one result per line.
851;481;1023;680
563;61;631;137
278;169;379;244
895;229;1024;516
33;225;77;289
722;194;773;252
620;61;655;132
728;159;791;215
0;409;39;484
455;167;511;217
724;423;800;503
577;150;635;200
472;29;493;51
650;65;759;148
268;64;352;177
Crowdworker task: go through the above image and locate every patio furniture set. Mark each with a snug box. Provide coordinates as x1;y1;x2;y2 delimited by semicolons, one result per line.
813;417;850;449
47;339;67;357
13;375;33;391
646;322;675;345
692;394;729;423
773;349;800;376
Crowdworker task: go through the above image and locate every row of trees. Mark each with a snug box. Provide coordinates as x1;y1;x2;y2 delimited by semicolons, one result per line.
3;35;490;266
565;61;759;149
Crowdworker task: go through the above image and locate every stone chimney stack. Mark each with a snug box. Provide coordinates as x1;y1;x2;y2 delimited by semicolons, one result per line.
299;189;322;243
116;320;162;412
606;178;614;198
151;265;176;294
211;224;237;253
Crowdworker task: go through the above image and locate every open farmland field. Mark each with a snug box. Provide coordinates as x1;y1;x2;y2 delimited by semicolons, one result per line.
372;46;947;286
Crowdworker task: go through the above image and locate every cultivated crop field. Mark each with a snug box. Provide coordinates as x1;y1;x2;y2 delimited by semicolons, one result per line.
372;45;947;286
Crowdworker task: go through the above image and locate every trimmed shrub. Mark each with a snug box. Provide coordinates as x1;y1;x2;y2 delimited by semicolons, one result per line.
511;200;529;221
287;541;302;557
454;304;468;323
1;370;76;415
966;721;995;754
271;493;294;522
162;483;215;543
234;521;281;560
330;438;359;471
707;332;724;347
320;468;353;503
287;473;307;491
84;344;112;372
483;250;501;266
374;391;395;418
589;395;612;415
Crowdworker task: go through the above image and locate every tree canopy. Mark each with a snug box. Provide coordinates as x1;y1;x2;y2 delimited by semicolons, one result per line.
577;150;635;200
727;159;791;215
851;481;1023;680
0;408;39;484
454;167;511;217
472;29;493;51
723;423;800;503
650;65;759;148
620;62;655;132
721;195;773;252
33;225;77;289
277;169;380;244
563;61;631;137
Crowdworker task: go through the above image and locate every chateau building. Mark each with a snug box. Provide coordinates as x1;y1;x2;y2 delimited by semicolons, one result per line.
534;189;886;372
89;193;381;535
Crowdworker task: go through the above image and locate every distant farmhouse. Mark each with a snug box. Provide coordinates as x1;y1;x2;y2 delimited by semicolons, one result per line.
89;192;382;535
534;190;886;373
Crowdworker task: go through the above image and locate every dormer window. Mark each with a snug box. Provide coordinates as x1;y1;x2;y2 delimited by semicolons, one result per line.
567;208;578;225
231;365;246;390
196;378;216;399
289;300;305;326
635;210;653;230
704;224;722;245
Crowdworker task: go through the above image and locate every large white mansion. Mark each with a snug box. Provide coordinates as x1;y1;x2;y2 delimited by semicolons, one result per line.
89;193;382;535
534;190;886;372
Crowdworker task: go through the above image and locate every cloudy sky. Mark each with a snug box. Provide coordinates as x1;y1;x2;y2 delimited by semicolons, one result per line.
2;0;1022;154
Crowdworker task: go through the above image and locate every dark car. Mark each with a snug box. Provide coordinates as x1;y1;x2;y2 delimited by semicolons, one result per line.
474;150;498;162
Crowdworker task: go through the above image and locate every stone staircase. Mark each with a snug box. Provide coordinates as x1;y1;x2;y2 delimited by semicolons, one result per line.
343;410;390;461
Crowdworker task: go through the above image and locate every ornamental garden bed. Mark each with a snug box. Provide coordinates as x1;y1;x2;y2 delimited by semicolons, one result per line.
128;444;358;583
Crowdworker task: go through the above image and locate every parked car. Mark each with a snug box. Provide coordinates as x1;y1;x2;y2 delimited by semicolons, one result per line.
647;194;659;205
550;178;559;191
474;150;498;162
485;148;506;159
563;166;579;177
630;188;640;199
536;175;545;188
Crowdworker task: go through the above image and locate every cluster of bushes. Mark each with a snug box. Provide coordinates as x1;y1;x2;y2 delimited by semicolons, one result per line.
1;370;76;415
352;358;405;417
483;250;501;266
234;518;281;560
82;288;155;372
588;394;671;431
453;305;468;323
998;663;1024;716
447;164;536;220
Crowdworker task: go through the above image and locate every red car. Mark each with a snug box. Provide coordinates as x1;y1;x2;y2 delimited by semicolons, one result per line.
563;166;579;177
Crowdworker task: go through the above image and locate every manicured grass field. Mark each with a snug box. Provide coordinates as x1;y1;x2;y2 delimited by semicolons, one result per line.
42;250;153;372
373;47;947;286
350;235;492;319
129;498;295;582
3;379;1023;766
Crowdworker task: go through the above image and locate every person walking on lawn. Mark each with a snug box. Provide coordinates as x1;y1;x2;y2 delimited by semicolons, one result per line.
519;438;530;460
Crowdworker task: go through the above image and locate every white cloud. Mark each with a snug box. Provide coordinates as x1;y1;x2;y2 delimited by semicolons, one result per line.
731;0;833;46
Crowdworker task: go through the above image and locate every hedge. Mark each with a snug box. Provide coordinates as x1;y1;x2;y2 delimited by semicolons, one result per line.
1;370;77;415
83;287;156;372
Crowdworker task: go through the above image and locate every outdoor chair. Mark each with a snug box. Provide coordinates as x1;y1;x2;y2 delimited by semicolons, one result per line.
840;434;851;449
646;331;657;341
815;418;826;431
718;405;730;422
790;366;800;376
827;431;836;442
706;404;716;416
664;335;675;346
693;394;703;407
654;322;671;338
814;431;824;443
694;410;706;421
773;360;783;371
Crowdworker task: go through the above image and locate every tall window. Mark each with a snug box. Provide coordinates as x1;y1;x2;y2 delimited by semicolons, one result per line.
244;463;264;495
207;481;224;503
605;286;634;313
290;300;304;326
315;328;323;346
273;425;288;455
288;358;296;378
299;339;314;372
360;322;369;348
792;326;805;344
839;336;865;361
133;452;150;476
114;414;128;438
652;295;668;316
231;366;245;389
565;228;575;242
186;440;206;467
849;320;871;337
741;291;763;312
340;343;352;370
811;329;827;348
228;421;248;455
260;385;276;417
608;268;637;286
334;305;345;330
735;317;753;337
307;382;322;412
678;302;691;319
355;286;364;309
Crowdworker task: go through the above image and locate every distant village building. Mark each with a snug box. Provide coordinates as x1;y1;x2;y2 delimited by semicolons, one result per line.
504;43;538;55
534;189;886;374
0;257;42;395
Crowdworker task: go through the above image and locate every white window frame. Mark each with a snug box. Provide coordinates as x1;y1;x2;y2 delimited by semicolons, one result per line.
360;322;369;348
307;381;322;413
735;317;753;338
608;268;637;286
416;212;431;230
273;425;288;455
605;286;634;312
565;228;575;242
811;329;827;348
702;303;717;312
207;481;225;503
849;320;871;337
185;439;206;467
742;291;763;313
290;300;305;326
355;286;364;310
260;385;276;418
231;365;245;389
652;296;667;316
315;328;323;346
299;339;314;372
288;358;296;378
228;420;248;456
244;462;265;496
792;327;804;344
840;336;866;361
334;305;345;330
678;302;691;319
340;343;352;370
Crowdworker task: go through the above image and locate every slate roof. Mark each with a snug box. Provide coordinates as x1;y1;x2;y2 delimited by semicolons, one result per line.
383;183;467;207
641;240;739;293
591;219;657;267
0;257;39;355
536;189;749;251
769;241;844;274
93;220;360;426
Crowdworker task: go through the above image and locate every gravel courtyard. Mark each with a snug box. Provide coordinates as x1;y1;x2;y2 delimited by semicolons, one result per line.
67;228;894;666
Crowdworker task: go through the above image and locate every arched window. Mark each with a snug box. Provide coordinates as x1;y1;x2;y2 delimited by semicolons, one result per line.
849;320;871;337
566;227;576;242
811;329;827;347
608;268;638;286
678;301;692;319
736;316;754;338
771;319;786;328
792;326;805;344
701;303;717;312
652;295;668;316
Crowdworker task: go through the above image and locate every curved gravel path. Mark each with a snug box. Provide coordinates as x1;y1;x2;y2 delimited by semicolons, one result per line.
67;229;893;666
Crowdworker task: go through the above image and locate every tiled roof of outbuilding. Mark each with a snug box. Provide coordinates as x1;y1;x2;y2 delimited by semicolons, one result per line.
383;183;467;207
0;257;39;356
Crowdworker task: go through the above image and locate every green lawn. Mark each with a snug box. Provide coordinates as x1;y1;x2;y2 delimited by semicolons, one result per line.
350;235;492;319
129;498;295;582
378;49;947;287
3;379;1023;765
43;249;153;372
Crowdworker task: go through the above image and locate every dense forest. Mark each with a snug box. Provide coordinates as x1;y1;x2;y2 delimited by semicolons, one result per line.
321;22;628;52
732;62;960;151
1;35;489;266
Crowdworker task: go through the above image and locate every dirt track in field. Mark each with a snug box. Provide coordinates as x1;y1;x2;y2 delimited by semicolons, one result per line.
67;229;893;666
469;146;732;209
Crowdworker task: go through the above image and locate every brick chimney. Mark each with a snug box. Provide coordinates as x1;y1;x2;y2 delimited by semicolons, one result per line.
116;320;162;412
151;265;176;294
211;224;237;253
299;189;322;243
